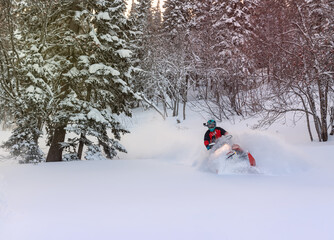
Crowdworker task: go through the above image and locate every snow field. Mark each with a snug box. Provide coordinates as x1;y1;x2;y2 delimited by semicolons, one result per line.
0;108;334;240
1;159;334;240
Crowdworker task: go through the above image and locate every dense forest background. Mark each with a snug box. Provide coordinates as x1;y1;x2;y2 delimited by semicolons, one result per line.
0;0;333;163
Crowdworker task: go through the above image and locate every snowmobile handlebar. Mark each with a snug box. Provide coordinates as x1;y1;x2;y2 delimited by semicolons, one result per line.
208;135;233;147
224;134;233;140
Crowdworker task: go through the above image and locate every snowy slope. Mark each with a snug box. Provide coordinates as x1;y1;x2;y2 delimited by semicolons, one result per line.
1;108;334;240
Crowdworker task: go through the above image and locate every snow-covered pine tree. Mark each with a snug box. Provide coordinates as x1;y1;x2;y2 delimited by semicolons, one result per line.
135;0;153;61
127;0;143;106
44;0;138;161
0;0;138;162
128;0;137;17
77;0;137;160
35;0;90;162
163;0;192;38
152;0;162;34
130;0;154;99
189;0;217;100
144;0;172;118
0;0;13;130
211;0;254;116
0;0;52;162
129;0;170;118
190;0;254;119
162;0;194;118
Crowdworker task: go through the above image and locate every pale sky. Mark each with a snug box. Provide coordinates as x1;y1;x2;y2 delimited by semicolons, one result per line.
127;0;165;11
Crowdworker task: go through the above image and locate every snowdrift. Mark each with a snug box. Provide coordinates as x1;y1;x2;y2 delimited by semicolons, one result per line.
233;131;308;175
0;108;334;240
119;111;309;176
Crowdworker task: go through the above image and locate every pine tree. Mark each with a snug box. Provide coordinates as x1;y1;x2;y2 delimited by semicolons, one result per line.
76;0;137;159
162;0;194;118
127;0;143;102
0;0;14;130
132;0;153;95
44;0;137;161
163;0;192;37
211;0;253;115
189;0;254;118
129;0;169;116
0;0;52;162
1;0;138;162
152;0;162;33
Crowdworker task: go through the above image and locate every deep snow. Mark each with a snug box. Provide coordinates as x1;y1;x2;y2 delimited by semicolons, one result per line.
1;107;334;240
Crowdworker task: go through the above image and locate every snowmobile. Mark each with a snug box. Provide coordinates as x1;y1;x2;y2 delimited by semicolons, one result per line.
206;135;257;174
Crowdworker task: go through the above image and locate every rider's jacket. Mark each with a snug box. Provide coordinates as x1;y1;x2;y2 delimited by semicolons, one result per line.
204;127;227;148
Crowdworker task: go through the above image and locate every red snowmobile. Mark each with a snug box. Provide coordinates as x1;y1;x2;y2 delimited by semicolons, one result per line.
206;135;257;174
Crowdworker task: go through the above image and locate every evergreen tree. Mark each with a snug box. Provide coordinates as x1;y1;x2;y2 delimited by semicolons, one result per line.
1;0;138;162
163;0;192;37
211;0;254;115
127;0;143;101
45;0;137;161
129;0;169;117
162;0;194;118
189;0;254;118
0;0;52;162
0;0;14;130
152;0;162;33
132;0;153;95
74;0;137;160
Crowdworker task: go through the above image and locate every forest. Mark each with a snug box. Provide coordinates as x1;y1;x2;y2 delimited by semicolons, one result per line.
0;0;333;163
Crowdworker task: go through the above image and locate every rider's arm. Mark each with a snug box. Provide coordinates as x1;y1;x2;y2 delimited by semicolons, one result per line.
216;127;228;136
204;131;210;148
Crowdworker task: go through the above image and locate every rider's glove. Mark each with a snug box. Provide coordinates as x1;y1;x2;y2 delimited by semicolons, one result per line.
206;145;211;150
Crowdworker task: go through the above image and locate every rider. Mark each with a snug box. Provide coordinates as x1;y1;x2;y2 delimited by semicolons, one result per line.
204;119;256;166
204;119;229;150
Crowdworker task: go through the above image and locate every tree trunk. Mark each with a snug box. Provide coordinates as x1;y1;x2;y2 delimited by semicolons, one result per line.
98;140;111;159
298;93;314;141
307;89;322;141
173;99;179;117
320;117;328;142
78;85;91;159
99;140;111;159
182;75;189;120
318;79;328;141
183;100;186;120
163;101;168;118
205;74;208;100
46;126;66;162
313;116;322;142
305;111;313;141
77;133;85;160
330;107;334;136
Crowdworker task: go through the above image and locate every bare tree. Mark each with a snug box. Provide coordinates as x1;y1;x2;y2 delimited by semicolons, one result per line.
246;0;334;142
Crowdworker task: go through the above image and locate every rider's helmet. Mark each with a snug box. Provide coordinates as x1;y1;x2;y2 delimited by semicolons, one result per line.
207;119;216;132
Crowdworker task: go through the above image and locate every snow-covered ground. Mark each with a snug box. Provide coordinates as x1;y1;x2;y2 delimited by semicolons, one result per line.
1;107;334;240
